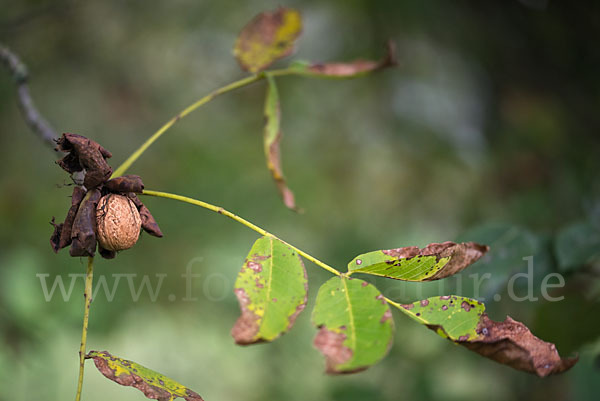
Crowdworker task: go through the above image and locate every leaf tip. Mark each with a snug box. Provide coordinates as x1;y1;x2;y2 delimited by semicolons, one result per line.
313;326;355;374
462;313;578;377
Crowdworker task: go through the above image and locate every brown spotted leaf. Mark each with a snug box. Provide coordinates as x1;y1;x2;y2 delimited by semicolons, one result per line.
263;74;297;210
462;314;578;377
398;295;485;341
394;296;577;377
232;235;307;344
312;276;394;374
234;8;302;73
290;40;397;78
348;241;489;281
86;351;203;401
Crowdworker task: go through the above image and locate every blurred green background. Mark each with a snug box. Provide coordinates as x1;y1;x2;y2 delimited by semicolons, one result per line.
1;1;599;400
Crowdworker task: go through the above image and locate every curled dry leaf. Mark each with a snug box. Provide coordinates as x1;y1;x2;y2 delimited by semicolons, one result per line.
293;40;397;78
263;75;297;211
86;351;203;401
234;7;302;73
397;295;577;376
232;236;307;344
348;241;489;281
462;314;578;377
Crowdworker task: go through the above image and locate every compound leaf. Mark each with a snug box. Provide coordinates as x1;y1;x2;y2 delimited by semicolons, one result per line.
289;40;396;78
312;276;393;374
234;8;302;73
395;297;577;377
232;235;307;344
86;350;203;401
348;241;488;281
263;75;297;210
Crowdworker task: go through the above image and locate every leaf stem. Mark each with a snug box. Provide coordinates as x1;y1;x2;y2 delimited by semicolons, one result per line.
75;256;94;401
112;68;297;178
141;189;341;277
141;191;416;319
383;295;430;323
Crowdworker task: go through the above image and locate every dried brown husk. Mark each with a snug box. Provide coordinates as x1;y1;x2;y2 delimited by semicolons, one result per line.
56;133;113;188
70;189;101;257
130;194;163;237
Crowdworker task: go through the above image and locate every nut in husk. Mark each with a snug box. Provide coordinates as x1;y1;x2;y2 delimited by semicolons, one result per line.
96;194;142;251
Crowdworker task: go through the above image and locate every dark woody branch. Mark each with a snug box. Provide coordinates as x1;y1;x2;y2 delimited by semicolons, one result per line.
0;43;58;147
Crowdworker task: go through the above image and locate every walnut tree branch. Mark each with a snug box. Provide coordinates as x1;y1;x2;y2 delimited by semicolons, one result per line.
0;43;58;147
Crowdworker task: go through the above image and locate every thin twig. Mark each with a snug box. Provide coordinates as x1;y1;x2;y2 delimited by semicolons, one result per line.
75;256;94;401
0;43;58;147
141;190;419;318
141;189;342;277
111;68;299;178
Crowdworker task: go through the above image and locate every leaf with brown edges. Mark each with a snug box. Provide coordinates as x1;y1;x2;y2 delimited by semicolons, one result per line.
87;351;203;401
395;296;576;376
290;40;397;78
232;236;307;344
263;74;297;210
348;241;489;281
234;8;302;73
461;314;578;377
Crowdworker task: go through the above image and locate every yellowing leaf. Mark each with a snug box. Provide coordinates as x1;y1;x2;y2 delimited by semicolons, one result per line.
232;236;308;344
86;350;203;401
234;8;302;73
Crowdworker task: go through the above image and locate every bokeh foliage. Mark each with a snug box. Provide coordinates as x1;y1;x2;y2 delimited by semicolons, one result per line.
1;1;599;400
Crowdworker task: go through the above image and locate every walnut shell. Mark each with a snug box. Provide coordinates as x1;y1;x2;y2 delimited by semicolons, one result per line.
96;194;141;251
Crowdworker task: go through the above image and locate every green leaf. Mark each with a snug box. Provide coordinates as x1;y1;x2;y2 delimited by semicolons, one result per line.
393;297;577;376
555;221;600;272
232;235;307;344
86;350;203;401
312;276;393;374
289;41;396;79
348;241;488;281
397;295;484;341
263;75;297;210
233;8;302;73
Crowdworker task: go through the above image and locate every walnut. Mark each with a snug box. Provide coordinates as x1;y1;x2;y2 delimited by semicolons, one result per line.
50;133;162;258
96;194;142;251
